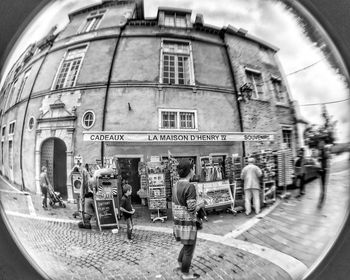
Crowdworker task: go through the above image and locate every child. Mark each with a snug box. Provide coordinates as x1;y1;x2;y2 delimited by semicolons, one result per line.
120;184;135;242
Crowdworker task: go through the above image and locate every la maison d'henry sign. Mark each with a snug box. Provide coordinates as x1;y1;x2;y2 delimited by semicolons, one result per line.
83;131;275;143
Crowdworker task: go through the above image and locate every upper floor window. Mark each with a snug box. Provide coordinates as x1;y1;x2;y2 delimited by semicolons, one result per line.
1;126;6;137
9;121;15;135
245;68;264;99
16;68;31;103
282;127;292;149
79;16;102;33
271;77;285;103
53;46;87;90
164;13;187;28
160;40;194;85
82;110;95;129
28;116;35;131
6;80;17;109
159;109;197;130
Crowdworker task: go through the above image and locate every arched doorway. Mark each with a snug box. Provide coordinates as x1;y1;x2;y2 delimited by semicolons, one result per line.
41;138;67;198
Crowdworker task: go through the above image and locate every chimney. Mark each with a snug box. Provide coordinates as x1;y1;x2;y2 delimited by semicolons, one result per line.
194;14;204;26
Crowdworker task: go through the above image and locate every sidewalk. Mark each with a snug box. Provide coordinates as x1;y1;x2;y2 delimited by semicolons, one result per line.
1;153;349;280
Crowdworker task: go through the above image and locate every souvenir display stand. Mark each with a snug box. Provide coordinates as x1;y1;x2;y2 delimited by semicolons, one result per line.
147;159;168;222
246;150;278;205
277;149;294;199
196;180;235;213
226;156;245;214
94;171;119;231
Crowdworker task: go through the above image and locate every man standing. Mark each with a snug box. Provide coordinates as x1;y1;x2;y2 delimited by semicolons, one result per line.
295;148;306;197
241;157;263;215
318;140;330;207
40;166;51;210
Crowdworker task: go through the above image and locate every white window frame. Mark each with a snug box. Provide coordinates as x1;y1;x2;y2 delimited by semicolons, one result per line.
28;116;36;131
52;45;88;90
245;67;264;99
82;110;96;129
8;121;16;135
159;38;195;86
16;68;31;103
281;125;294;150
78;13;104;34
271;77;285;104
5;79;17;110
158;109;198;131
164;12;187;28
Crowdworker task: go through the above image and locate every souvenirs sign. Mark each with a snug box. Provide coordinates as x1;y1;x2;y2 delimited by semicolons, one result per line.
83;131;275;143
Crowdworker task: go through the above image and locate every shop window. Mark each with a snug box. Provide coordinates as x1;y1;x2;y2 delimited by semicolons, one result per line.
272;78;285;103
8;121;15;135
245;69;264;99
282;128;292;149
160;40;194;85
164;13;187;28
16;68;31;103
159;109;197;130
53;45;87;90
28;116;35;131
82;111;95;129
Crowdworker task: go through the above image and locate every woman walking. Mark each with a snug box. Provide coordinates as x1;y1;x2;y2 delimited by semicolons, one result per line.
172;159;202;279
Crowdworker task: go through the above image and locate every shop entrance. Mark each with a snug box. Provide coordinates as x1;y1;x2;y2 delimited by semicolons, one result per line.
40;138;67;198
118;158;141;204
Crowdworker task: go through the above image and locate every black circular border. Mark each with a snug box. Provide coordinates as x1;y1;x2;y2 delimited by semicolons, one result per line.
0;0;349;279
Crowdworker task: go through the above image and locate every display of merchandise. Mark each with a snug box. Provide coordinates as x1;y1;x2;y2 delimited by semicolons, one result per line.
245;150;277;205
196;180;234;212
277;149;294;187
200;156;225;182
147;159;168;222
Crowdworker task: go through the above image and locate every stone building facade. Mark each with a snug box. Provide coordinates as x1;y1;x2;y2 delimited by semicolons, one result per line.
0;0;298;202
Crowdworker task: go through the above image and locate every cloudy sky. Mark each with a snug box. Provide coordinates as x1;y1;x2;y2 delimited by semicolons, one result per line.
1;0;349;142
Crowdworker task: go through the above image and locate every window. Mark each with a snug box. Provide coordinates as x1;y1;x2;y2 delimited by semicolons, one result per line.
9;140;13;170
282;128;292;149
53;46;87;90
164;13;187;27
28;116;35;131
1;126;6;137
245;69;264;99
9;121;15;135
5;80;17;109
161;40;194;85
16;69;31;103
159;109;197;130
79;16;102;33
272;78;285;103
82;111;95;129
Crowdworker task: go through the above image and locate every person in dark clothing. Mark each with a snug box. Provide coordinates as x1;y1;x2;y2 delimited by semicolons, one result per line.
295;148;306;197
318;141;330;207
173;159;203;279
120;184;135;242
39;166;51;210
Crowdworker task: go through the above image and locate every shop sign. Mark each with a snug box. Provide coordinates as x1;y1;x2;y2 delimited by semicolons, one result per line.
83;131;275;143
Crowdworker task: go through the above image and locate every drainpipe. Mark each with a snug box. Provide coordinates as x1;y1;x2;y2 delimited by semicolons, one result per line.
20;43;54;191
101;23;127;165
220;29;246;157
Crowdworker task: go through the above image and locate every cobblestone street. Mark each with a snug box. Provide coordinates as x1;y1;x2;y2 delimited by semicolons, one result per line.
1;152;349;280
7;215;289;280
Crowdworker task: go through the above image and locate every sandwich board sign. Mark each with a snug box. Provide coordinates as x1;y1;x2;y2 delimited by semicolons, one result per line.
94;177;119;231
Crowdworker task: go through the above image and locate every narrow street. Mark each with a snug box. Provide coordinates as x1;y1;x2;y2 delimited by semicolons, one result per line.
0;153;349;280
